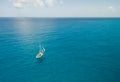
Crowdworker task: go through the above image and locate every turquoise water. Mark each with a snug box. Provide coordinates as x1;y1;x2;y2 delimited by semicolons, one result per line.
0;18;120;82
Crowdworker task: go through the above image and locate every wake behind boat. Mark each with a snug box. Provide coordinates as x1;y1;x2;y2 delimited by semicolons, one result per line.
36;47;45;59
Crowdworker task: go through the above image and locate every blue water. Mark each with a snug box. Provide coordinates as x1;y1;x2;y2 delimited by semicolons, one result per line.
0;18;120;82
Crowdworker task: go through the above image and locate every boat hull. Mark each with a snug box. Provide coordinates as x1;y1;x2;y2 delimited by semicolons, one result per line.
36;52;43;58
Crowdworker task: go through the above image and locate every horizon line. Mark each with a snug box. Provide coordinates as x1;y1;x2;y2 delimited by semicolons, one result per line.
0;17;120;19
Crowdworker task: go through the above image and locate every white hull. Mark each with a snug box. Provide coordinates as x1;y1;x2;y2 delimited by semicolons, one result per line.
36;52;43;58
36;48;45;59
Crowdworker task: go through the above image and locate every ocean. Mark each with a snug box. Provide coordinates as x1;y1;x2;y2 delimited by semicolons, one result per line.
0;18;120;82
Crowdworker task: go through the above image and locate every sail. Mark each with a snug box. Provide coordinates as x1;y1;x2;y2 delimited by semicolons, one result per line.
39;44;45;52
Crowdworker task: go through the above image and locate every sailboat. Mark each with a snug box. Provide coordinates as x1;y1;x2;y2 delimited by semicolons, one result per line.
36;46;45;59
